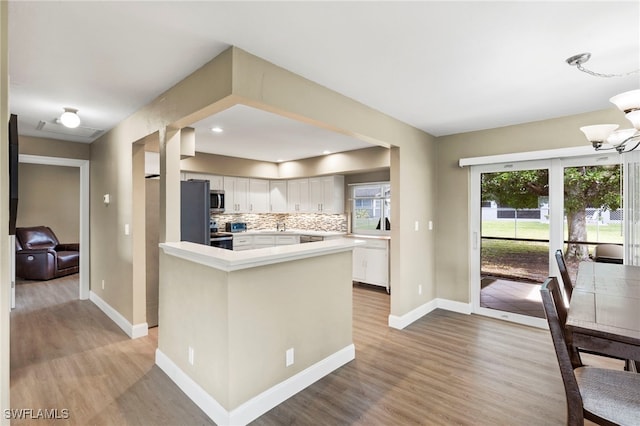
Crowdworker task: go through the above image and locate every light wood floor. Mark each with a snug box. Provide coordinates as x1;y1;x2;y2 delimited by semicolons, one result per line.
12;277;598;425
11;275;214;425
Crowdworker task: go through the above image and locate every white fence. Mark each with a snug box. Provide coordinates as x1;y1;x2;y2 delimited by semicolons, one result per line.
482;206;622;224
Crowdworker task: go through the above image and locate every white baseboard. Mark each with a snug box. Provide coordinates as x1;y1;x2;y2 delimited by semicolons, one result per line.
388;299;438;330
436;298;473;315
156;344;355;426
155;349;229;424
89;291;148;339
388;298;472;330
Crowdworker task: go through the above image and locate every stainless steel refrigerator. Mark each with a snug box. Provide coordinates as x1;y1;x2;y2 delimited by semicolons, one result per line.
181;180;210;245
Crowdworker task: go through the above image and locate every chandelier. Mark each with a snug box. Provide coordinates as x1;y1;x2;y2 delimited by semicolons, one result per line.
566;53;640;153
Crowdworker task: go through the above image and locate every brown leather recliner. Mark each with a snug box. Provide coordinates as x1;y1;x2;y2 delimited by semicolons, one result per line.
15;226;79;280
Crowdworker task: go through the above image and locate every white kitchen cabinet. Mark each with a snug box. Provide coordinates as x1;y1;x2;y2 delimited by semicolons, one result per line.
249;179;270;213
252;234;275;249
309;175;345;214
352;238;389;290
208;175;224;190
224;177;250;213
275;235;300;245
270;181;288;213
287;178;310;213
232;234;253;251
184;172;224;190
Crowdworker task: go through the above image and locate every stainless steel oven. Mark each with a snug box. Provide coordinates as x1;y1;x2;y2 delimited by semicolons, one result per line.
210;233;233;250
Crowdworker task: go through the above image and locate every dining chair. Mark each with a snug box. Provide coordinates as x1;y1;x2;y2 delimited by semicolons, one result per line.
554;249;573;300
540;277;640;426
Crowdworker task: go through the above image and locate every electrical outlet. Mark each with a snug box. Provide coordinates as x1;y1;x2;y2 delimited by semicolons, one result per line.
428;221;433;230
286;348;294;367
188;346;195;365
101;279;105;290
124;224;130;235
414;221;419;231
418;284;422;295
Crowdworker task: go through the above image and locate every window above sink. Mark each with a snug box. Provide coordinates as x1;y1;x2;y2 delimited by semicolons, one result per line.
350;182;391;236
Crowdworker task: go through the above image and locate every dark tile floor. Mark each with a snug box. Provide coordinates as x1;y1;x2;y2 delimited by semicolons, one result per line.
480;277;545;318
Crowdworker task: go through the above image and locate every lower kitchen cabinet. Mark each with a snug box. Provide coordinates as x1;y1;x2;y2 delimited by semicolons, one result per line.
232;235;253;251
352;238;389;291
232;233;302;250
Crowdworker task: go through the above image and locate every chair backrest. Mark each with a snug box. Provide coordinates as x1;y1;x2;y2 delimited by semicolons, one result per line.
15;226;59;250
594;244;624;264
554;249;573;301
540;277;584;426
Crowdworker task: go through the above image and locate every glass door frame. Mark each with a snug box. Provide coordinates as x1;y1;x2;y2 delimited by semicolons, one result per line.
470;153;620;328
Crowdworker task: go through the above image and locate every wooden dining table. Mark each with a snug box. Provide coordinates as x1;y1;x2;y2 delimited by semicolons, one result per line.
567;261;640;361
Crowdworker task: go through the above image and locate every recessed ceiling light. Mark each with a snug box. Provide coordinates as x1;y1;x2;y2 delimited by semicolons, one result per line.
323;150;331;155
211;126;223;133
276;159;284;163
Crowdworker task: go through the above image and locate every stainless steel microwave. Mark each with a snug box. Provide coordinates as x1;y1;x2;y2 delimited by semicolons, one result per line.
210;190;225;213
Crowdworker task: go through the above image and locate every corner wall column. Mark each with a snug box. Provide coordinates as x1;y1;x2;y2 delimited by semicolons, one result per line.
159;127;182;243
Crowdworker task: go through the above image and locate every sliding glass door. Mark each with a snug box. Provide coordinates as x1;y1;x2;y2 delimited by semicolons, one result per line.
470;154;621;327
471;160;550;327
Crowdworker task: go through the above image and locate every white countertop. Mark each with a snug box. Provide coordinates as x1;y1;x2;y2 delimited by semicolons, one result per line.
233;229;346;237
160;237;364;272
347;234;391;240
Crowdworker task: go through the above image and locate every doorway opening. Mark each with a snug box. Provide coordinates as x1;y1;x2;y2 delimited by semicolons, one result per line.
14;155;90;304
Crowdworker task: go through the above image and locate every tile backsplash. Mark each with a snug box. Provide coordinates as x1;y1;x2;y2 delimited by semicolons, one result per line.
210;213;347;232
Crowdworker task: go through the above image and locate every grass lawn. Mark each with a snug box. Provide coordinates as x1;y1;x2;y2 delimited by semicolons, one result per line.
482;220;623;243
480;220;620;283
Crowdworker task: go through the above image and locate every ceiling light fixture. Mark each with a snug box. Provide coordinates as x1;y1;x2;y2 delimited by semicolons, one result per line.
59;108;80;128
566;52;640;78
578;90;640;153
566;53;640;153
211;126;223;133
323;150;331;155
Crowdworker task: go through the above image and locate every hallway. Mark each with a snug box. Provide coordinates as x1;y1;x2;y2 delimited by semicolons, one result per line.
10;275;213;425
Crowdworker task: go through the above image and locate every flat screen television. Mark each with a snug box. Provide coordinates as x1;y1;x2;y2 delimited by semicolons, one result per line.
8;114;18;235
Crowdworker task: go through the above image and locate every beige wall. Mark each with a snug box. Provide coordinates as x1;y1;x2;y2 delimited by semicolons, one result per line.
19;136;90;160
90;46;435;326
90;50;235;324
231;48;437;317
434;108;630;302
279;146;389;179
17;163;80;242
159;249;353;411
180;151;279;178
180;145;389;180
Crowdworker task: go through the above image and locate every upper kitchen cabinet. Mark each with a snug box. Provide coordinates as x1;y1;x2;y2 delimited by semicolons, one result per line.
249;179;270;213
184;172;224;190
287;178;310;213
270;181;288;213
224;177;250;213
309;175;345;214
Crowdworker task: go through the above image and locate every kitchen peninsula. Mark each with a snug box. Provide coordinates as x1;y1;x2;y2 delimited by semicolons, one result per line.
156;237;363;426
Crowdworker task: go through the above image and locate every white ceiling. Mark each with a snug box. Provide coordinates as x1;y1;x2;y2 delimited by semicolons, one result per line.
192;105;374;162
8;1;640;162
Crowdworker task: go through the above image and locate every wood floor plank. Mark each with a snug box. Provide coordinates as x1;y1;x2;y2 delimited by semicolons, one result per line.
11;277;598;425
253;284;570;426
10;275;214;426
